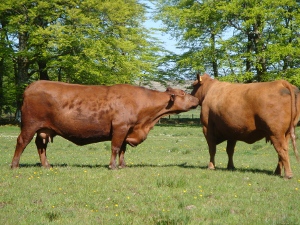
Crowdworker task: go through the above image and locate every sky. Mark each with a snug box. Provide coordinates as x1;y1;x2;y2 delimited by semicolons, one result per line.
142;1;182;54
143;19;180;54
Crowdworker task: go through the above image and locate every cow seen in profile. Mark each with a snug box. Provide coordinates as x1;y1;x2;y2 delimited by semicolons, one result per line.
11;81;199;169
191;73;300;178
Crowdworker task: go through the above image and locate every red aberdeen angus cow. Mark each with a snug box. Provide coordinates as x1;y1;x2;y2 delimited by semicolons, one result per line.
191;74;300;178
11;81;199;169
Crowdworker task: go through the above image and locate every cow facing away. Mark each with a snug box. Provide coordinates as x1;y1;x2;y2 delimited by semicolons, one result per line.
11;81;199;169
191;74;300;179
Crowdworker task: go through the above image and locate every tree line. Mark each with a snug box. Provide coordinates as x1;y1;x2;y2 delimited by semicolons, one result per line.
1;0;300;118
154;0;300;84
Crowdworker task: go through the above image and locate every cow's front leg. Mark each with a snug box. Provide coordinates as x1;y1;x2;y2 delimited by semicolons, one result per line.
204;126;217;169
109;127;128;170
208;143;216;170
226;140;237;170
206;137;216;170
118;142;127;169
109;145;119;170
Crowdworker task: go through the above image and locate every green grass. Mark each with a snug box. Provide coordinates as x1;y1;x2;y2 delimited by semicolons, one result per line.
1;125;300;224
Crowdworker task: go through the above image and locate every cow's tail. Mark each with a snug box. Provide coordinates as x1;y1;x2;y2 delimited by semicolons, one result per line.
290;126;300;162
284;81;300;162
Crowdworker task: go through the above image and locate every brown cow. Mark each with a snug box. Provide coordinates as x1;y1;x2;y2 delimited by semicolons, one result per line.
191;73;300;178
11;81;199;169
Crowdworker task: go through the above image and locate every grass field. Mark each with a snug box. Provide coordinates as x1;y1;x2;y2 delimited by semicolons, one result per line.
1;124;300;224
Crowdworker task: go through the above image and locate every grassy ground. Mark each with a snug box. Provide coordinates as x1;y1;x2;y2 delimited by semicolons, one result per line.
1;125;300;224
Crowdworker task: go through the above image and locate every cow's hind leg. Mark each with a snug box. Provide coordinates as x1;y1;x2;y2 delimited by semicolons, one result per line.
35;133;51;168
11;130;36;168
274;155;283;177
270;135;292;179
226;140;237;170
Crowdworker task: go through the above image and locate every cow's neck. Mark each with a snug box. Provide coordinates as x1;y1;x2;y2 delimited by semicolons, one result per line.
138;93;178;126
199;79;217;105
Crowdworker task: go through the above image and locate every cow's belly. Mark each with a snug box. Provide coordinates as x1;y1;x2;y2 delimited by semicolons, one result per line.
65;136;111;146
51;119;112;145
214;127;266;144
206;113;266;143
236;130;266;144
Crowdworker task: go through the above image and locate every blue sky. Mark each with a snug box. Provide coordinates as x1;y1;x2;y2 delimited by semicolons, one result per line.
144;19;180;53
142;1;182;54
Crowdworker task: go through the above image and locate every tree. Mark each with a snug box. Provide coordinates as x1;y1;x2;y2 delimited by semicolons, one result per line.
154;0;300;85
0;0;160;116
158;0;226;79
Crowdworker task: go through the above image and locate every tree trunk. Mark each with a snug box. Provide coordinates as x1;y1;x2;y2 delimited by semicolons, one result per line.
0;17;9;115
210;32;218;77
252;19;266;82
0;57;3;114
15;31;29;120
38;60;49;80
246;29;252;73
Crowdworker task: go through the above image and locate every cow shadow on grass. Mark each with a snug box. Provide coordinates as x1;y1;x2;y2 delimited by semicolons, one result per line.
211;166;274;176
19;163;69;168
176;163;274;176
18;162;275;176
172;163;274;176
18;163;107;168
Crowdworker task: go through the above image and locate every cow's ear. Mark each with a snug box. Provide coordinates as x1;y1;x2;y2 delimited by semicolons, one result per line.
166;94;175;109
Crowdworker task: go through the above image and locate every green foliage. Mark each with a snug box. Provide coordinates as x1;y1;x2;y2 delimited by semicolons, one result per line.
0;0;162;114
154;0;300;84
1;125;300;224
9;0;159;83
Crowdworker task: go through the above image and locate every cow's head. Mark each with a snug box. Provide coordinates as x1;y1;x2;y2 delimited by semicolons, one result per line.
191;73;213;105
165;87;199;111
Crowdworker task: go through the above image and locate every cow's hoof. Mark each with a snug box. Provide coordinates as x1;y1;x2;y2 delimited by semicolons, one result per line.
42;164;52;169
11;161;19;169
227;166;236;171
108;165;117;170
118;165;127;169
208;162;215;170
11;165;19;169
284;174;293;179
